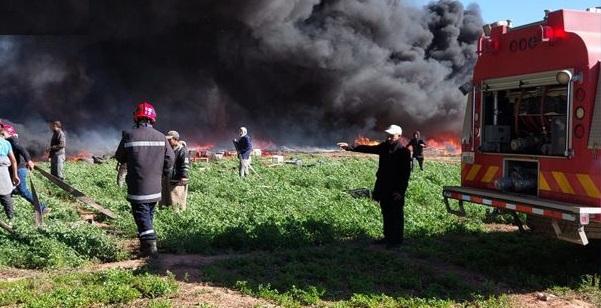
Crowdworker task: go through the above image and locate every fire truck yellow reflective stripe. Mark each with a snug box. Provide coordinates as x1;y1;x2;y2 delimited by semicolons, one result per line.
576;174;601;198
538;173;551;191
552;172;575;194
481;166;499;183
465;164;481;181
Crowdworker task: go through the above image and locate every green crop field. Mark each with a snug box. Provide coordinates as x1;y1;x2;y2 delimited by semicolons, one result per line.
0;155;600;307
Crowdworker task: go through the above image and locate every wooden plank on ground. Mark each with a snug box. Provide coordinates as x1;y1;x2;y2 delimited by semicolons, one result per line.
0;220;14;233
34;166;117;219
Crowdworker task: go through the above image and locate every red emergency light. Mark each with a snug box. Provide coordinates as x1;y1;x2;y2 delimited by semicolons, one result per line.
541;25;567;42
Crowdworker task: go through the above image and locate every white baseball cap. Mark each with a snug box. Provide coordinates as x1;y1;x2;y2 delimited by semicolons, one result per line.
384;124;403;136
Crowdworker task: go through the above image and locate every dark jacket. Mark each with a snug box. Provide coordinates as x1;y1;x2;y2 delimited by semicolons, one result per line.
7;137;31;169
408;138;426;158
351;141;412;201
115;124;175;204
50;129;66;156
170;141;189;183
234;135;253;160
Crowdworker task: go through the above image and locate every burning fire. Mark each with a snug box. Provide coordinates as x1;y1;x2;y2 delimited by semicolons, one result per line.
354;136;380;146
425;134;460;156
68;150;94;161
189;143;215;152
351;133;460;157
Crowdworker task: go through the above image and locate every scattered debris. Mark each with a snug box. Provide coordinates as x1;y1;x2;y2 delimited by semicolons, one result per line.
535;292;557;302
211;152;224;160
271;155;284;164
285;159;303;166
347;188;372;199
92;155;110;164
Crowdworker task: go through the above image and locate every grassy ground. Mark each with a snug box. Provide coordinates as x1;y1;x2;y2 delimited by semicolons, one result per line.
0;155;600;307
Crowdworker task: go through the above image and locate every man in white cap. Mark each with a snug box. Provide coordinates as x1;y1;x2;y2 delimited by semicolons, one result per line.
161;130;189;211
338;124;411;249
233;127;253;177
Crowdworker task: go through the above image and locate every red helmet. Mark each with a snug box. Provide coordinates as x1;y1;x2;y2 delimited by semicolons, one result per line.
0;123;17;137
133;101;157;123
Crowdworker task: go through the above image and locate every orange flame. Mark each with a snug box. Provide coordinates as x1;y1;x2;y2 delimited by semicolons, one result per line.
189;143;215;151
354;135;380;146
424;133;460;156
68;150;93;161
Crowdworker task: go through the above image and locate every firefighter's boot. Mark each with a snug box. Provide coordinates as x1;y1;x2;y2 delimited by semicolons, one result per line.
140;239;158;258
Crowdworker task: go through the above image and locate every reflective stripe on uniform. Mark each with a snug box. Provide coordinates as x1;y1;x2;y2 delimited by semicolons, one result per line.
139;229;155;236
124;141;165;148
127;192;162;201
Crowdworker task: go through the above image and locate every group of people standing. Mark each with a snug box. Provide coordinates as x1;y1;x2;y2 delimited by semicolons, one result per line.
0;121;58;227
2;100;426;257
114;101;253;257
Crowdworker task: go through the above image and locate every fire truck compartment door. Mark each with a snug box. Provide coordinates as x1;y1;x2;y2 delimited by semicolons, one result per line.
482;69;572;91
588;62;601;149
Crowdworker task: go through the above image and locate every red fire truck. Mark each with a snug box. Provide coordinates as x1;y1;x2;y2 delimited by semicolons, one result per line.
443;8;601;245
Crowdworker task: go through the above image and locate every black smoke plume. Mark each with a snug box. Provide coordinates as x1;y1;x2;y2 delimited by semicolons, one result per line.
0;0;482;153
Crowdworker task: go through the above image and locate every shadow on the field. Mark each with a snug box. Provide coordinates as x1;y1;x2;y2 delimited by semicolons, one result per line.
158;217;375;254
146;226;601;304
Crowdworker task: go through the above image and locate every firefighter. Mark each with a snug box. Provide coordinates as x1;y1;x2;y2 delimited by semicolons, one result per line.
115;101;175;257
338;124;411;249
48;121;66;180
0;125;20;226
408;130;427;171
1;124;49;214
233;127;253;177
161;130;189;211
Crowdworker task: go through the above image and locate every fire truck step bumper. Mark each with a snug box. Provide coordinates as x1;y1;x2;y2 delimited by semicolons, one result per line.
442;186;601;225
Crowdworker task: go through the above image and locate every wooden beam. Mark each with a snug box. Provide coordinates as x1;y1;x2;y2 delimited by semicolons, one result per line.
0;220;14;233
34;166;117;219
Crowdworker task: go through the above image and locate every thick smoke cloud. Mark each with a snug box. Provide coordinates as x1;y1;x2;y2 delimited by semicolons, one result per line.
0;0;482;153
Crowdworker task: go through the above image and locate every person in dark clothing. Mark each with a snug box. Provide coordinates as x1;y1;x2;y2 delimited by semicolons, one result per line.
1;124;49;214
115;101;175;257
233;127;253;177
408;131;427;171
161;130;189;211
49;121;66;180
338;124;411;249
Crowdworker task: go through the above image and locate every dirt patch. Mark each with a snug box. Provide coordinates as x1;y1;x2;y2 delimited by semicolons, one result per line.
511;292;594;308
0;267;38;282
484;223;521;233
170;282;275;308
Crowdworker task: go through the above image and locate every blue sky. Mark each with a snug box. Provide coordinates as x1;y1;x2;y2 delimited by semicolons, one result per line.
413;0;601;26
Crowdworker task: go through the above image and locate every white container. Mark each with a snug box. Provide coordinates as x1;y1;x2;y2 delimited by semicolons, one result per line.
271;155;284;164
252;149;262;157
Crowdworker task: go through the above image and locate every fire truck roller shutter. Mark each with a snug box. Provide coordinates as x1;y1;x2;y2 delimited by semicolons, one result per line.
462;92;473;145
482;69;572;91
588;62;601;149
